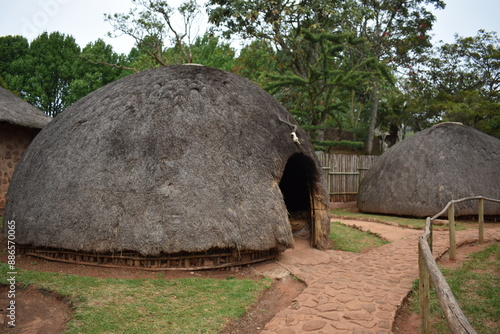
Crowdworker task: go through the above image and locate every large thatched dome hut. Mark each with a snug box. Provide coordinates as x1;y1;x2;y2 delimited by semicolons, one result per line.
358;123;500;217
0;87;51;214
4;65;330;269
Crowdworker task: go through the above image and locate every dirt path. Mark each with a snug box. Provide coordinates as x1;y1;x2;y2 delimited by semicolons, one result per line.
258;221;500;334
0;285;72;334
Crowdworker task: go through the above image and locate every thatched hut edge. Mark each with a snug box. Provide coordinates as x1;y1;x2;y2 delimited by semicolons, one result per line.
3;65;330;269
357;123;500;217
0;87;51;213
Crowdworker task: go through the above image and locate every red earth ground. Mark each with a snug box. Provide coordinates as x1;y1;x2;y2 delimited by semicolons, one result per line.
0;235;495;333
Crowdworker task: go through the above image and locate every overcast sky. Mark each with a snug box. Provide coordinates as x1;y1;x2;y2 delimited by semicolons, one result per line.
1;0;499;55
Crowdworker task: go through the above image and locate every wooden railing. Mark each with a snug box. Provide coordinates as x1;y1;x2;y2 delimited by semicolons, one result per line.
418;196;500;334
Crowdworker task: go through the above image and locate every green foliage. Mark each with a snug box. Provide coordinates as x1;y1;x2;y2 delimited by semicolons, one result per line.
0;22;234;116
163;33;236;71
342;0;444;152
5;32;80;117
191;34;235;71
208;0;445;145
313;140;364;152
235;40;278;87
211;1;375;137
0;35;29;91
69;39;134;104
0;264;272;334
1;33;133;116
408;30;500;138
106;0;203;65
1;1;496;142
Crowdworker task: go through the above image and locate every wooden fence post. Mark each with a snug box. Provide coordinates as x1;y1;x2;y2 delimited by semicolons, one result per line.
448;203;456;261
429;220;433;253
478;198;484;244
419;241;431;334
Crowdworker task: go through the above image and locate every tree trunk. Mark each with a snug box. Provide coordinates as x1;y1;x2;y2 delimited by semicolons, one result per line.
366;82;379;154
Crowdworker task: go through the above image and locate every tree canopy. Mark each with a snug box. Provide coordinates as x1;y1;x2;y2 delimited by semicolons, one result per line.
207;0;449;150
406;30;500;138
0;33;132;117
1;0;499;144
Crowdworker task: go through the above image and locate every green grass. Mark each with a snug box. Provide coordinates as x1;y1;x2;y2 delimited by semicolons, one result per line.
329;221;389;252
0;264;272;334
331;208;473;230
409;242;500;333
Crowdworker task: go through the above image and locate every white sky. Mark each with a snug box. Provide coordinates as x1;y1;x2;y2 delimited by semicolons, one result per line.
429;0;500;43
0;0;499;55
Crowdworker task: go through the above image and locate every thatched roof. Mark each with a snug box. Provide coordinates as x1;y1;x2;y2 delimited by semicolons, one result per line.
0;87;51;129
4;65;330;256
358;123;500;217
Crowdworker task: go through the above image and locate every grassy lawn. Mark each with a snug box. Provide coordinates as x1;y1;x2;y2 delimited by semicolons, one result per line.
331;208;474;230
0;213;395;333
329;221;389;252
408;242;500;333
0;264;271;334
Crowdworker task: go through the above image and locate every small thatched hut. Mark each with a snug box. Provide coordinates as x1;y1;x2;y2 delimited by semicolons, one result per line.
4;65;330;269
358;122;500;217
0;87;51;214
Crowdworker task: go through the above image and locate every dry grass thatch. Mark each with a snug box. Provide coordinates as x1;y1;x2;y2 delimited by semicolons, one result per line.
4;65;330;256
0;87;51;128
358;123;500;217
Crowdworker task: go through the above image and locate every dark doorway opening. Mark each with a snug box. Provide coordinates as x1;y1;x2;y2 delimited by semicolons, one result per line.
279;153;317;240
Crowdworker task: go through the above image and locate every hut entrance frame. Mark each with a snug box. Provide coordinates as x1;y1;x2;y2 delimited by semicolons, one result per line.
279;153;318;245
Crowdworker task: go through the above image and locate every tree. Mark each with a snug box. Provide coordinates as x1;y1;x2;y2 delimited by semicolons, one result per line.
0;35;29;93
105;0;204;66
3;33;133;117
6;32;80;117
345;0;445;153
235;40;279;88
126;36;166;71
207;0;372;140
162;32;236;70
69;39;135;104
207;0;444;151
414;30;500;137
208;0;344;80
190;33;236;71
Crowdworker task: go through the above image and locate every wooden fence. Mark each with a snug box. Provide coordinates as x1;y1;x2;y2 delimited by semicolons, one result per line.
316;153;378;202
418;196;500;334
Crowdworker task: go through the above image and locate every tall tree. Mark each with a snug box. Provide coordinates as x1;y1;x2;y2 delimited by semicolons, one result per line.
105;0;204;66
414;30;500;137
162;32;236;70
69;39;135;104
209;0;330;128
190;33;236;70
207;0;444;150
0;35;29;93
235;40;279;88
208;0;342;80
6;32;80;117
346;0;445;152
